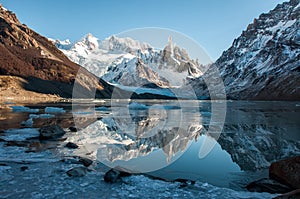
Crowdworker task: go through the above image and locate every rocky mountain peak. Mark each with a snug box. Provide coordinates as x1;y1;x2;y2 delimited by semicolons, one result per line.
197;0;300;100
161;38;199;74
99;35;151;53
82;33;99;50
73;33;99;51
0;4;20;24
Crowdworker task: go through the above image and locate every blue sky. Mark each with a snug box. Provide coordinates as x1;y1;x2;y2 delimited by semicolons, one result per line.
1;0;286;60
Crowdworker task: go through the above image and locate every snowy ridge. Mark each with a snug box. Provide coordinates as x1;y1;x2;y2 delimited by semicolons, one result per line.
50;34;152;77
52;34;202;89
190;0;300;100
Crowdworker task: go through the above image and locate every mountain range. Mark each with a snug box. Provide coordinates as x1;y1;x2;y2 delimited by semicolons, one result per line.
0;5;173;100
51;34;202;89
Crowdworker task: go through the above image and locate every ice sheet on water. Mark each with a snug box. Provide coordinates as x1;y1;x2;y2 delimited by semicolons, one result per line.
112;175;277;199
11;106;39;113
72;111;95;115
45;107;66;113
128;102;148;110
95;106;110;111
29;114;55;119
0;140;278;199
0;128;39;141
20;114;55;127
21;118;33;127
150;104;181;110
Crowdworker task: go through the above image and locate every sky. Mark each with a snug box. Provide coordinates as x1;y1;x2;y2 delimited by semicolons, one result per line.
1;0;286;60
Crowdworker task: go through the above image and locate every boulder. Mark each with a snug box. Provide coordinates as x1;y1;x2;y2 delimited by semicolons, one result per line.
270;156;300;189
20;166;29;171
104;169;121;183
68;126;77;132
79;157;93;167
39;125;66;140
246;178;292;194
65;142;79;149
61;156;93;167
66;167;88;177
104;168;131;183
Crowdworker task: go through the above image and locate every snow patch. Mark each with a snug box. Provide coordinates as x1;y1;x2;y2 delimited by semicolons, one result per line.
0;128;39;141
267;19;297;34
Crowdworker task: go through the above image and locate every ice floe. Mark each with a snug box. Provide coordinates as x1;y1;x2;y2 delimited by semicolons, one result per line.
11;106;39;113
45;107;66;114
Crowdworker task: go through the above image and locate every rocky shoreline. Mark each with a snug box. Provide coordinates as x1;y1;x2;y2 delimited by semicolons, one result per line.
245;156;300;198
0;76;62;103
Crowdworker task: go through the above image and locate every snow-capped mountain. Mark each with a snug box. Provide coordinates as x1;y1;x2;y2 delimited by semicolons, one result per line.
191;0;300;100
50;34;148;77
51;0;299;100
103;37;202;88
51;35;202;88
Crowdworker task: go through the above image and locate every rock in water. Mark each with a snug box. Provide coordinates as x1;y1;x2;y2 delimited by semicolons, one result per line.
66;167;88;177
104;168;131;183
68;126;78;132
20;166;29;171
79;157;93;167
104;169;121;183
270;156;300;189
246;178;292;194
65;142;79;149
39;125;66;140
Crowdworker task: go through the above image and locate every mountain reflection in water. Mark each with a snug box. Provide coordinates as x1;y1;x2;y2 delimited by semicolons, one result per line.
1;100;298;189
67;100;300;188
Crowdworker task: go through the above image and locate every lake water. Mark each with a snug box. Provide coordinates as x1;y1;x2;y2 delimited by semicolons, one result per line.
0;100;299;198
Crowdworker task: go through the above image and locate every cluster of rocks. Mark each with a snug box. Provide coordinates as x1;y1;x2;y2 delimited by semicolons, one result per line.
247;156;300;198
64;155;94;177
38;125;94;177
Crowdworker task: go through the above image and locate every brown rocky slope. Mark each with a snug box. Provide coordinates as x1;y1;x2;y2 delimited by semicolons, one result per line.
0;5;122;99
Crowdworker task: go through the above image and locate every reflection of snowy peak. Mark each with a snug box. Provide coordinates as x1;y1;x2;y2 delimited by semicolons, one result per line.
52;35;201;88
67;104;202;163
